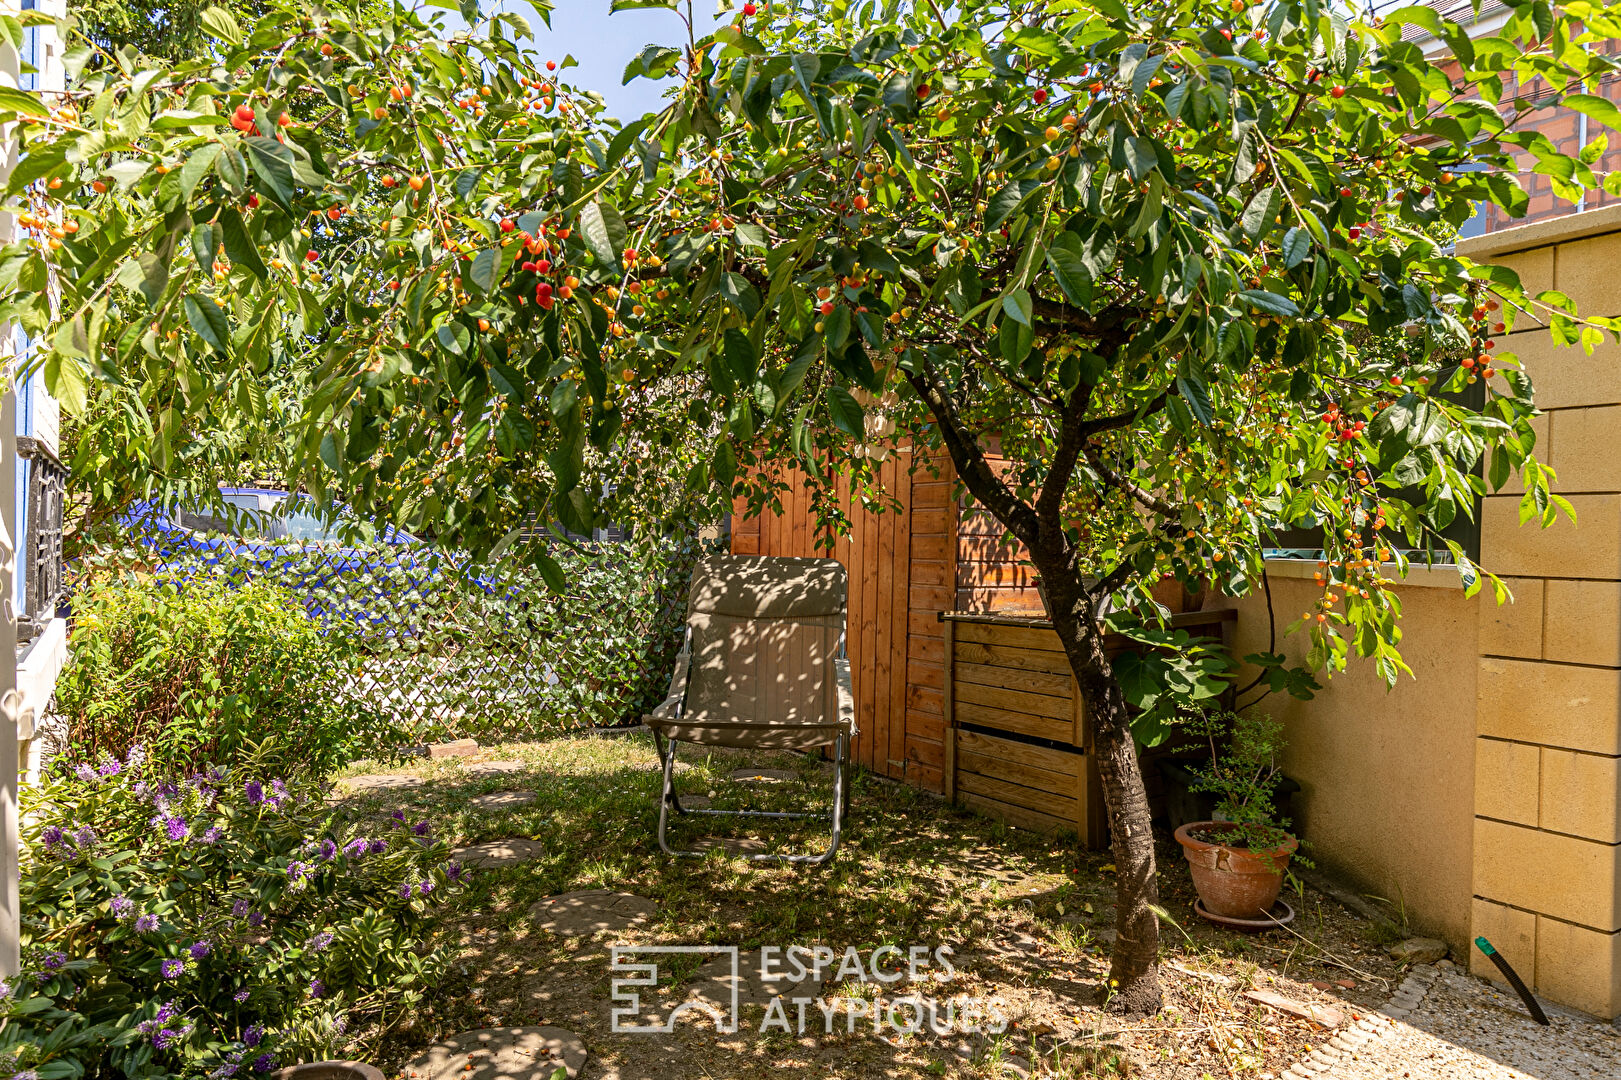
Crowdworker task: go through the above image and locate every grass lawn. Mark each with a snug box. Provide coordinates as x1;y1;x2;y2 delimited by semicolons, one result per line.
332;733;1410;1079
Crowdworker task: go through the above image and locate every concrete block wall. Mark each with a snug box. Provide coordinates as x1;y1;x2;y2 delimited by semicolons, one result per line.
1460;207;1621;1019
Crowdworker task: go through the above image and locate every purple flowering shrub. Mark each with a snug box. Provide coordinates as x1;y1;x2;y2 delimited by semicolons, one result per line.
53;576;391;778
12;746;460;1078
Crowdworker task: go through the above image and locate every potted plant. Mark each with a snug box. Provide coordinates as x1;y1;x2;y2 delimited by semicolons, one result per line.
1172;710;1301;921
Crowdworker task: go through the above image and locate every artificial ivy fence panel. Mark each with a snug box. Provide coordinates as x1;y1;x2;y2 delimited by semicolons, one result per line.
71;533;713;747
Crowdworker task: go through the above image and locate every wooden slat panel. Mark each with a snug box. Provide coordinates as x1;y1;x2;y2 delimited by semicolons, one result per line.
958;749;1075;799
953;621;1065;653
910;482;953;509
890;456;910;778
906;734;944;769
906;676;944;717
910;509;950;534
956;728;1078;775
908;634;944;665
951;640;1070;674
957;770;1078;818
954;701;1074;744
906;709;944;744
911;559;952;587
953;661;1073;698
954;680;1071;721
911;533;953;562
909;584;953;612
959;792;1074;836
957;561;1040;588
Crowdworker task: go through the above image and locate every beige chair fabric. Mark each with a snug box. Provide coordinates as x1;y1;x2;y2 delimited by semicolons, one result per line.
646;555;856;752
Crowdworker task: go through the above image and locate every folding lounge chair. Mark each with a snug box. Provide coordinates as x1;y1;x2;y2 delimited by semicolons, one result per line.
645;554;856;865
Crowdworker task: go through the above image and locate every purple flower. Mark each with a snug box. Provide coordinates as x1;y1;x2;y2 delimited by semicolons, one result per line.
74;763;96;782
41;951;66;970
14;1070;37;1080
417;880;434;896
152;1028;178;1050
343;838;369;858
307;931;333;952
271;779;288;801
397;882;413;899
188;941;212;960
446;860;468;883
307;978;323;999
252;1053;275;1073
155;1002;179;1023
232;899;250;918
135;914;159;933
234;989;250;1003
200;826;223;845
245;781;264;806
412;821;430;837
161;959;186;979
126;744;147;769
243;1022;265;1048
286;861;308;883
368;838;388;854
72;825;98;849
41;825;64;851
98;757;123;777
390;809;406;822
163;816;190;842
247;911;265;928
319;838;337;861
111;895;135;920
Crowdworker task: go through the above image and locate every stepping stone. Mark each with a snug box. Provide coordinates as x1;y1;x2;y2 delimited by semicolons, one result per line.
471;791;536;812
405;1025;586;1079
730;768;796;783
674;796;712;810
530;890;657;936
339;774;423;792
452;839;546;868
690;837;769;855
466;760;526;777
427;739;481;759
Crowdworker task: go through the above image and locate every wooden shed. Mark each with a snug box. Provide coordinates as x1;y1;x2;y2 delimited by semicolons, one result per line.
730;448;1235;847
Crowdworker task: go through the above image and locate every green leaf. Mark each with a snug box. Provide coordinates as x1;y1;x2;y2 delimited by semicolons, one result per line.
1238;289;1299;318
243;137;297;210
1281;227;1311;269
1046;236;1092;308
470;246;506;293
436;322;470;356
179;143;223;199
42;352;88;415
579;199;627;267
1002;288;1033;327
183;294;230;354
1175;375;1213;425
724;328;757;384
826;384;864;437
199;4;243;45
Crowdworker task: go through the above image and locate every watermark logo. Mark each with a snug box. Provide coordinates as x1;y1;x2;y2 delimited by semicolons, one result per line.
608;944;1007;1038
609;945;741;1034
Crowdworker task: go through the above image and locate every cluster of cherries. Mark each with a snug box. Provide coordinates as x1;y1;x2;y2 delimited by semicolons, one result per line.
1460;299;1504;382
1319;404;1366;443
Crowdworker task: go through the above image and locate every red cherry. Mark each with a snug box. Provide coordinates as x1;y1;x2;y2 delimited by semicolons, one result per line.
1330;85;1346;98
1339;186;1353;198
305;250;319;262
234;104;254;122
499;218;515;233
1348;226;1362;240
1033;88;1048;105
1219;28;1233;40
247;194;260;209
535;259;552;274
546;60;557;71
917;84;930;98
819;300;834;315
743;2;757;13
388;281;400;290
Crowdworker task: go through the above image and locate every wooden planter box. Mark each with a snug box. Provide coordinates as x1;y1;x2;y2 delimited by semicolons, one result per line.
941;609;1236;848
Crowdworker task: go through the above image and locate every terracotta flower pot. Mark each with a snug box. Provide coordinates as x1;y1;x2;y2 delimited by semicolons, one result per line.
1174;820;1298;919
270;1063;384;1080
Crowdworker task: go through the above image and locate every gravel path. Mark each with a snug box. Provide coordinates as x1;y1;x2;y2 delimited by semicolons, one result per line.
1315;963;1621;1079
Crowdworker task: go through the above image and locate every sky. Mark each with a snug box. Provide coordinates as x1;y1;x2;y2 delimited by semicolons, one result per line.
444;1;724;122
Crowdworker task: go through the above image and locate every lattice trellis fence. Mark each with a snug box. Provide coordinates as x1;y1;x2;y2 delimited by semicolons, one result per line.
70;531;716;746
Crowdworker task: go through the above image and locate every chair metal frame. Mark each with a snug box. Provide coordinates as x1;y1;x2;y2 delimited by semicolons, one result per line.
650;622;853;867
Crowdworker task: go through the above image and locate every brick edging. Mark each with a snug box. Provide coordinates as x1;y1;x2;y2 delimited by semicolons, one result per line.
1281;964;1440;1078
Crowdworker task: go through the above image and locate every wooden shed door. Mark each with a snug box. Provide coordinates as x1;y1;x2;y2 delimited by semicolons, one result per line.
730;457;916;781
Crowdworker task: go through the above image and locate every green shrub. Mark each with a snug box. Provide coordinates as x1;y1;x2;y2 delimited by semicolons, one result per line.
6;746;464;1079
55;576;385;778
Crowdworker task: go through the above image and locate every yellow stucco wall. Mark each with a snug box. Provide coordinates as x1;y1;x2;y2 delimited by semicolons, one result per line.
1214;568;1478;948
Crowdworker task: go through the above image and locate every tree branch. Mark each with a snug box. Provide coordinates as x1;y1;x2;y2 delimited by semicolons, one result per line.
1078;389;1171;440
1085;448;1181;518
903;358;1042;548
